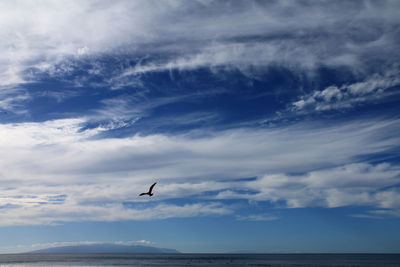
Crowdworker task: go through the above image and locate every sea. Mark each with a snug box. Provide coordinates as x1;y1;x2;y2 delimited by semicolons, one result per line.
0;253;399;267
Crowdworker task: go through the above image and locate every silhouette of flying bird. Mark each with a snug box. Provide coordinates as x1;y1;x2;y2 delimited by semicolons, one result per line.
139;182;157;196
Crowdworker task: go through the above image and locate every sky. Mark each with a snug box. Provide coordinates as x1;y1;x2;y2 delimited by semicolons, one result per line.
0;0;400;253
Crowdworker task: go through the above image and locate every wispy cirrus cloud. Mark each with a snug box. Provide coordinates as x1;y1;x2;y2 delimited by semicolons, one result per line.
0;86;31;114
0;0;398;127
0;0;399;89
0;116;399;225
2;116;399;183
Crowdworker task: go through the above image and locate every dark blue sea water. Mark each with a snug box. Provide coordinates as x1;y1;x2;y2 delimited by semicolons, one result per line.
0;253;399;267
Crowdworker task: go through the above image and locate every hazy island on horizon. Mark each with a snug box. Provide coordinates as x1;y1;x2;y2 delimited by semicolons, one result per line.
27;243;180;254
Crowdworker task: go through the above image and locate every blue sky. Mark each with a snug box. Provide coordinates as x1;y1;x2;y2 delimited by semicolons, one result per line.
0;0;400;253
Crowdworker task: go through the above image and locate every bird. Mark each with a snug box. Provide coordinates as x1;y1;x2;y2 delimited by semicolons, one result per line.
139;182;157;196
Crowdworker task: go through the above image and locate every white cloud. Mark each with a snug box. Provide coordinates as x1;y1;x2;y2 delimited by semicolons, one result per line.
0;201;232;227
215;163;400;218
236;214;278;221
0;116;399;225
292;70;400;112
90;91;223;129
0;0;398;90
350;213;383;219
370;208;400;217
0;0;398;228
2;116;399;183
238;163;400;215
0;86;31;114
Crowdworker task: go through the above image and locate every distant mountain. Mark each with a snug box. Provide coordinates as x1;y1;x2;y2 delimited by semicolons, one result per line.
228;250;260;254
28;244;180;254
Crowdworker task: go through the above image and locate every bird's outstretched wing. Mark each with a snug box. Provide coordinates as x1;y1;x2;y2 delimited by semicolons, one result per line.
139;192;147;196
149;182;157;193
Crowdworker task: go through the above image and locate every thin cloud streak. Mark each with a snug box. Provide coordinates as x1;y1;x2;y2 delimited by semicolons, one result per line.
0;201;232;227
236;214;279;222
